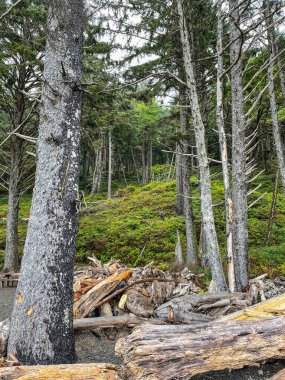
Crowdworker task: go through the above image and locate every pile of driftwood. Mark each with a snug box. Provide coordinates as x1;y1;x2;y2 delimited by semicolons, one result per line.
2;261;285;379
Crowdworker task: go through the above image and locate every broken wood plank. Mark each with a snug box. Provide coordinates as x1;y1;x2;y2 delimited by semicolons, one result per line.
73;269;133;319
0;363;122;379
116;316;285;380
74;315;165;331
218;293;285;321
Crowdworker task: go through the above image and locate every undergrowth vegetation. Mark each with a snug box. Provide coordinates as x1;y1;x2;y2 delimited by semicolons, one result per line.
0;169;285;278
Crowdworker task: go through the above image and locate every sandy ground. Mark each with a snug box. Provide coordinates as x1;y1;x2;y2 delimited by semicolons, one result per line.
1;288;285;379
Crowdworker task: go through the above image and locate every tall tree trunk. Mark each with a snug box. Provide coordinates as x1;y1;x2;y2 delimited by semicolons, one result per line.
8;0;84;365
229;0;248;292
265;0;285;196
107;129;112;199
3;137;22;272
216;4;235;292
177;0;227;290
180;94;196;267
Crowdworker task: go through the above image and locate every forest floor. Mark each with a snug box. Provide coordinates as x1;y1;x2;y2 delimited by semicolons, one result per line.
1;288;285;380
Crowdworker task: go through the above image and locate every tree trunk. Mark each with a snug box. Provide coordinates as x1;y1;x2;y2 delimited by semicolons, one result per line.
107;129;112;199
3;138;21;272
265;169;279;245
229;0;248;291
7;0;84;365
265;0;285;196
180;94;196;266
177;0;227;290
175;141;184;215
216;4;234;291
116;316;285;380
90;141;103;197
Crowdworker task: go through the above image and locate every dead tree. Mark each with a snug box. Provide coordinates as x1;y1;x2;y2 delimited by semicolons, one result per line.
216;2;235;291
7;0;84;364
229;0;249;292
177;0;227;290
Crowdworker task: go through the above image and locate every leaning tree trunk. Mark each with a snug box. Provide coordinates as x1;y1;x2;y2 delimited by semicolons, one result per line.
216;4;235;292
7;0;84;365
3;137;22;272
229;0;248;292
265;0;285;196
177;0;227;290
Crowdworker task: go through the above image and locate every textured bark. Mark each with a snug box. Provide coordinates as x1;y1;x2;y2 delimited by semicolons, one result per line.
90;137;104;197
7;0;84;365
0;319;9;358
116;317;285;380
177;0;227;290
265;1;285;196
229;0;248;291
216;5;234;291
180;93;196;266
0;363;122;380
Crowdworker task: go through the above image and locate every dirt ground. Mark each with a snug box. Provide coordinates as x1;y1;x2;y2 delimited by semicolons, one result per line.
1;288;285;379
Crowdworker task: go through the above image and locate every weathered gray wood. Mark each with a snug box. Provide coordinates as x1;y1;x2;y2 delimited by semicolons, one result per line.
229;0;249;292
74;315;164;331
7;0;84;365
116;317;285;380
177;0;227;291
216;2;235;292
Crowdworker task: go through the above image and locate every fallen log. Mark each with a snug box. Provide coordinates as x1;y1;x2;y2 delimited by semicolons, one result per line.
0;363;122;379
74;315;165;331
116;316;285;380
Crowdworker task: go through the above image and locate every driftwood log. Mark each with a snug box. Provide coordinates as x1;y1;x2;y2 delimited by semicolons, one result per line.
0;363;121;379
116;316;285;380
74;315;164;331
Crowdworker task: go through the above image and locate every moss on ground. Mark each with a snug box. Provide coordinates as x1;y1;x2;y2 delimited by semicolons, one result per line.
0;171;285;278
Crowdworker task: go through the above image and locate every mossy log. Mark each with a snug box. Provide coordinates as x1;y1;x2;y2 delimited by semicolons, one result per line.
116;316;285;380
0;363;122;379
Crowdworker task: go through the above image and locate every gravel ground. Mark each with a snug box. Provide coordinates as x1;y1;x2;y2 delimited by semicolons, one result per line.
1;288;284;379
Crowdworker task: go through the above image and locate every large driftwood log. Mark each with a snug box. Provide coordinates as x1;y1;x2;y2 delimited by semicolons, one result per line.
74;315;165;331
0;319;9;358
0;363;121;379
116;316;285;380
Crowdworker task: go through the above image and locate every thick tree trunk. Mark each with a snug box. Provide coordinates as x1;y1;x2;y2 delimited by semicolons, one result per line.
7;0;84;365
107;129;112;199
90;141;103;197
180;95;196;266
265;169;279;245
177;0;227;290
216;5;235;291
229;0;248;291
3;138;21;272
116;317;285;380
